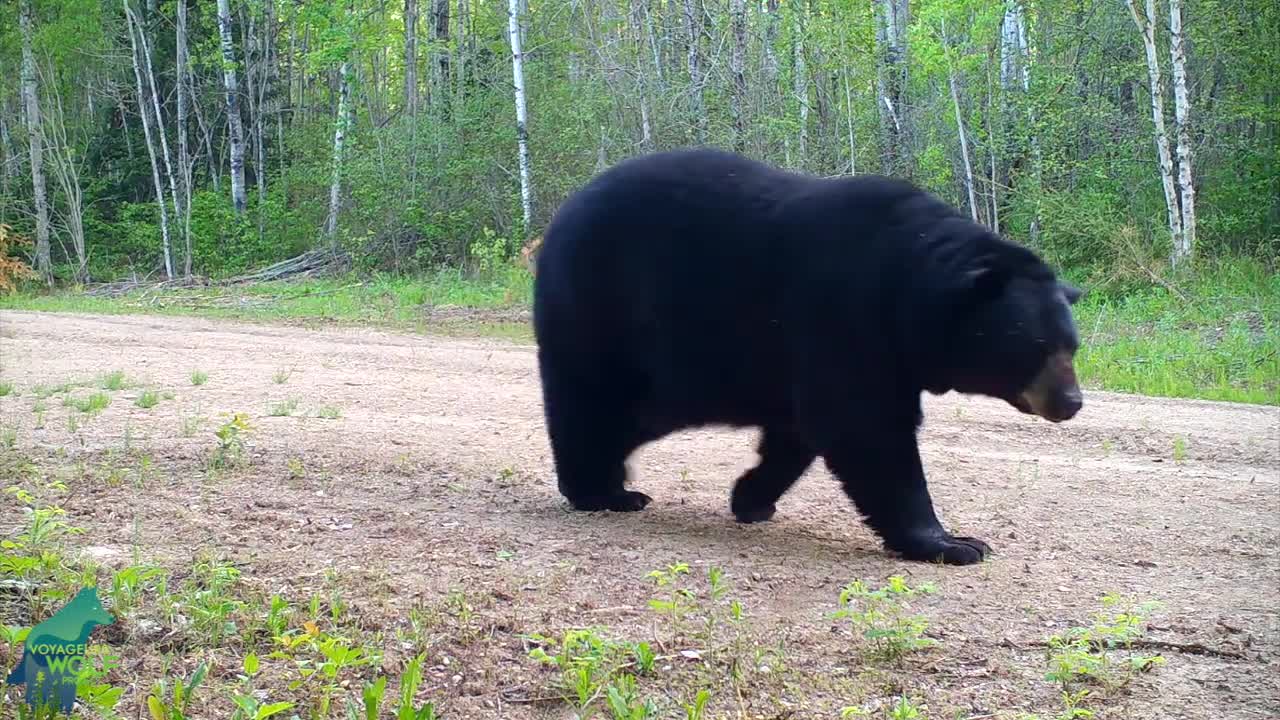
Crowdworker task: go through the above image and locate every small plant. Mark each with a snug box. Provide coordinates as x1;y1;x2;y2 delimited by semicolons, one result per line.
230;653;294;720
268;397;299;417
135;389;162;409
273;367;294;384
65;391;111;414
1044;594;1164;695
287;457;306;479
683;689;711;720
527;628;633;715
190;370;209;386
832;576;938;660
316;405;342;419
1172;437;1187;463
0;380;13;397
210;412;252;470
145;662;207;720
98;370;128;391
605;674;657;720
646;562;695;634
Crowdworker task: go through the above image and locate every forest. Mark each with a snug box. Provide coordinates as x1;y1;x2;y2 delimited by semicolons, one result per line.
0;0;1274;287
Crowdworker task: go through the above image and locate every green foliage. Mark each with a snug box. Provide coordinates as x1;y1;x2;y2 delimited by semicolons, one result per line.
832;576;938;660
1043;594;1165;694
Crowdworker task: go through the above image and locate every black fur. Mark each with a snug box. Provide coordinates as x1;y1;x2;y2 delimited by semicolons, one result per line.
532;148;1082;565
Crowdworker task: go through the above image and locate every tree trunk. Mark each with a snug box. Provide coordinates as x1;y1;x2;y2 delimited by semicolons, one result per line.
1126;0;1183;258
40;66;88;283
942;20;978;221
682;0;706;143
431;0;451;113
508;0;533;229
404;0;418;117
19;0;52;283
124;0;174;279
730;0;747;151
999;0;1039;241
176;0;193;276
874;0;910;177
133;0;183;253
1168;0;1196;266
793;4;809;165
325;60;352;242
217;0;248;214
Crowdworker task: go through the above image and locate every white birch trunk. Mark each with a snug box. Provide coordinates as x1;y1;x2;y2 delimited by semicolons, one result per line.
875;0;909;176
325;60;352;242
843;67;857;175
132;1;182;244
508;0;533;229
405;0;418;117
177;0;193;275
19;0;52;282
1126;0;1182;257
124;0;174;278
942;20;978;221
217;0;248;214
1168;0;1195;265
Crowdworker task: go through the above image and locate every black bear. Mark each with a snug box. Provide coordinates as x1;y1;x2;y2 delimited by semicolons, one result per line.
532;148;1083;565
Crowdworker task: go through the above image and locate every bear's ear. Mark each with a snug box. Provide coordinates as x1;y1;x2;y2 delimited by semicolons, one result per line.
1060;282;1084;305
961;265;1010;303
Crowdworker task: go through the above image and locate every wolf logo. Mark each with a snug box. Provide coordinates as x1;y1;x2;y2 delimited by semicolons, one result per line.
4;586;115;714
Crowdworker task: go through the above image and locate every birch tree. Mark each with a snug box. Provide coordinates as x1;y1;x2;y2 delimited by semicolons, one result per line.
508;0;533;229
941;19;978;221
404;0;418;116
730;0;747;151
19;0;52;282
176;0;194;275
1167;0;1196;265
217;0;249;214
874;0;910;177
1126;0;1182;262
123;0;174;278
40;66;89;282
325;60;352;242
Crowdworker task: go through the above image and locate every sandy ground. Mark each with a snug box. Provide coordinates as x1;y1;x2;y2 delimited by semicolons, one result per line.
0;310;1277;719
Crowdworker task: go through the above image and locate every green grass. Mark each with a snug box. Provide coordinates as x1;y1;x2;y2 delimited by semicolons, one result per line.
1071;259;1279;405
135;389;162;409
2;260;1275;405
65;391;112;414
0;380;12;397
268;397;300;417
99;370;129;391
191;370;209;386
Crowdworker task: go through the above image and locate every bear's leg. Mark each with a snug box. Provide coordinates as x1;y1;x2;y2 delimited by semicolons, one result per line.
539;355;653;512
731;428;816;523
823;431;991;565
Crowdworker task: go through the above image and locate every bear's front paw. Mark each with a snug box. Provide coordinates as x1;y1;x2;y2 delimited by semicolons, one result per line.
893;534;992;565
732;503;777;524
569;490;653;512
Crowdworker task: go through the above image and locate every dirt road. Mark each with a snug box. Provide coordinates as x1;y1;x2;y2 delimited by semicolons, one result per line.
1;310;1277;719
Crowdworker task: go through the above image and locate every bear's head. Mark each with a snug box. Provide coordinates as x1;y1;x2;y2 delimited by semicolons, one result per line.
927;234;1085;423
